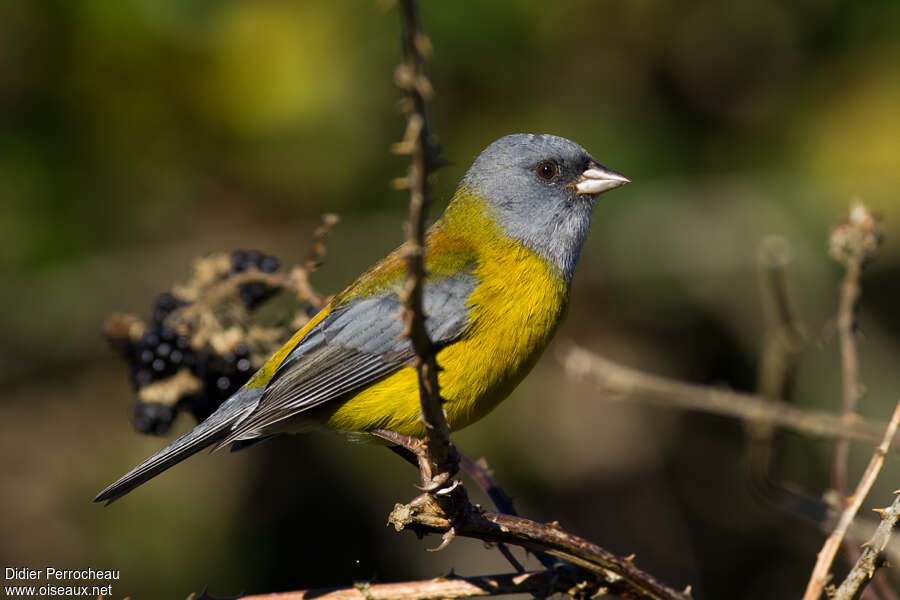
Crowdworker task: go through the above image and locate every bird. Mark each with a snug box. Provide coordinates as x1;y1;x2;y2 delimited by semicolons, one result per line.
94;133;629;504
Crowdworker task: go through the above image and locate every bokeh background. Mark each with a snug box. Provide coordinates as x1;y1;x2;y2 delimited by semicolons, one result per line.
3;1;900;598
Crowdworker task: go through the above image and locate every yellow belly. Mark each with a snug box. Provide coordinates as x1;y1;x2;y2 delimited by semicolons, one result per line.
320;241;568;437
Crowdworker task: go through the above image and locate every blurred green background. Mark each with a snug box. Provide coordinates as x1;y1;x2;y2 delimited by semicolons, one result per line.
3;0;900;598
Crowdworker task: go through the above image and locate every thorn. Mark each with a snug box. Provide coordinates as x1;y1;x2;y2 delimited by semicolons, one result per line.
872;507;886;516
624;554;636;564
392;177;411;190
415;75;434;99
413;32;433;57
394;64;415;88
427;527;456;552
391;141;415;155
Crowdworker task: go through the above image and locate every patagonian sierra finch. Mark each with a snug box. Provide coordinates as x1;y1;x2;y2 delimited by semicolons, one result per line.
95;133;629;504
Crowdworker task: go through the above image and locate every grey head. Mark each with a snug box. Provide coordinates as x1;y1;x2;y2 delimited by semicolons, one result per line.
460;133;628;282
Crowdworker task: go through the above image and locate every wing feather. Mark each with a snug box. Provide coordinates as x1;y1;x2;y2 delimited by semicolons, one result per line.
216;271;475;446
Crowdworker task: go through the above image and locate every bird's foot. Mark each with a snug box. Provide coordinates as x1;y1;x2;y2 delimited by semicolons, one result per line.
371;428;460;495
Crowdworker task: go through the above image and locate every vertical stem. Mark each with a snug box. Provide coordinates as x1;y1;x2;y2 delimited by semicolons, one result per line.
395;0;455;485
832;258;862;496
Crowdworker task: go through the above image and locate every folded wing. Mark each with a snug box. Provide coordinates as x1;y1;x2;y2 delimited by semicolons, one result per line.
215;271;476;446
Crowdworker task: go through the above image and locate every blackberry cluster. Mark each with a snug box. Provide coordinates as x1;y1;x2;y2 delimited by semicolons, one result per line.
190;343;255;421
128;293;198;434
130;293;195;390
230;249;280;308
112;249;283;436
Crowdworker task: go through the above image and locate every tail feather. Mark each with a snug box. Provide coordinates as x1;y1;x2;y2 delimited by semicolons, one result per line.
94;387;262;505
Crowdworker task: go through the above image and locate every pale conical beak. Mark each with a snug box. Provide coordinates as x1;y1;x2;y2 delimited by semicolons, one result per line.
574;162;630;195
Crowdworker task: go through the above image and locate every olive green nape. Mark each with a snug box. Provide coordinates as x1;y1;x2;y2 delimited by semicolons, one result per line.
333;187;494;303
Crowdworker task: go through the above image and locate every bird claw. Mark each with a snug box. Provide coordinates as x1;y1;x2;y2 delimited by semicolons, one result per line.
434;479;461;496
419;470;458;493
417;472;447;492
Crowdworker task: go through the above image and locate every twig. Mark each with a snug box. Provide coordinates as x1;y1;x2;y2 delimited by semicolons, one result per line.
238;570;577;600
456;452;558;571
802;398;900;600
394;0;455;491
175;211;339;326
372;429;534;574
827;203;887;600
388;492;692;600
294;213;340;310
749;236;806;485
831;203;880;505
560;344;898;448
831;249;863;494
457;453;517;517
835;491;900;600
756;236;805;405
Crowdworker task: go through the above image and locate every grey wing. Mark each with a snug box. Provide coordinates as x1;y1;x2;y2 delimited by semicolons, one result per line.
216;271;476;446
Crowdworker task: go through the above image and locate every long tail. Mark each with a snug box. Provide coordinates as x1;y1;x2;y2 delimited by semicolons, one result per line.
94;387;262;505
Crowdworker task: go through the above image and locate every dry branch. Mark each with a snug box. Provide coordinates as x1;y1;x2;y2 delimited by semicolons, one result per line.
238;570;579;600
374;428;556;573
388;491;692;600
756;235;805;406
801;202;889;600
827;203;891;600
831;202;882;506
835;492;900;600
294;213;340;310
802;399;900;600
754;236;805;425
560;345;899;448
241;571;580;600
749;236;806;488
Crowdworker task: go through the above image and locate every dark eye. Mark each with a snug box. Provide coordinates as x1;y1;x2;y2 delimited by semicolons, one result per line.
536;161;558;180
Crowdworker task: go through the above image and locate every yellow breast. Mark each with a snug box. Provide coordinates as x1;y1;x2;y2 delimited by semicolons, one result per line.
321;193;569;437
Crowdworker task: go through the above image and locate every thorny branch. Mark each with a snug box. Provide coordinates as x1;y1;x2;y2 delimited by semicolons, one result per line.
802;398;900;600
386;4;691;599
373;428;555;573
387;492;692;600
835;491;900;600
393;0;456;492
